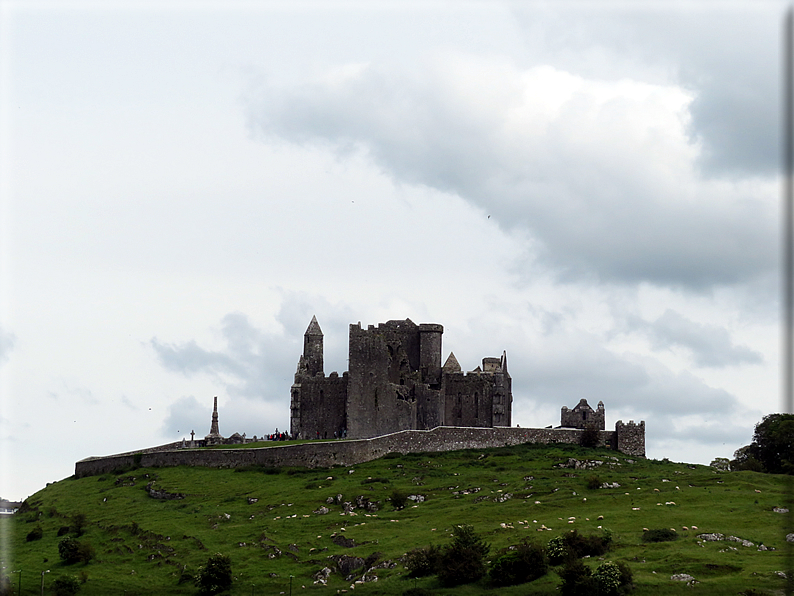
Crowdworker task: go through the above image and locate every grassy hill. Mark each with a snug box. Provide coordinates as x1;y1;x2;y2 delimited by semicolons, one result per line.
2;442;790;595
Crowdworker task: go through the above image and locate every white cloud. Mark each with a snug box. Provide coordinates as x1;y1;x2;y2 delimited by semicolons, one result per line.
246;56;776;289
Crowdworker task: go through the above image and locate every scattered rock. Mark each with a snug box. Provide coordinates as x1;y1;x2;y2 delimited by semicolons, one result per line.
314;506;330;515
145;482;185;500
332;535;358;548
696;533;724;542
774;507;789;514
671;573;695;582
313;567;332;585
330;554;365;576
558;458;604;470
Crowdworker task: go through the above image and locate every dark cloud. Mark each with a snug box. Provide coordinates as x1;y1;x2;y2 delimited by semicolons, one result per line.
507;328;744;424
150;312;298;401
642;309;763;368
245;53;776;291
510;4;782;177
161;395;207;438
151;294;356;437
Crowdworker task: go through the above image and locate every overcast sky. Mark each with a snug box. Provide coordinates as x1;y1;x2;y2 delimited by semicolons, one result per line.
0;1;786;502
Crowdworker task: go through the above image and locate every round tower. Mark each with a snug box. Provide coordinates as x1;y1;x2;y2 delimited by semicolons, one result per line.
303;315;324;377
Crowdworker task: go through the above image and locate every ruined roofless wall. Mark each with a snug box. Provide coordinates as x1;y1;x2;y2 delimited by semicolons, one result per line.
74;424;643;478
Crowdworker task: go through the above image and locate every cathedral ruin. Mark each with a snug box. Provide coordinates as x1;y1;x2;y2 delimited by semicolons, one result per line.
290;317;512;440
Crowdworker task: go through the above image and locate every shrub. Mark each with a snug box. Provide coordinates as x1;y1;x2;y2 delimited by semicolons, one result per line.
57;526;71;537
76;541;95;564
559;559;633;596
196;553;232;595
52;575;81;596
59;537;81;564
70;513;87;537
594;562;622;595
558;558;597;596
489;540;548;587
641;528;677;543
404;545;442;578
586;475;602;490
436;525;490;587
564;529;611;558
547;536;568;565
26;525;43;541
615;561;633;593
390;490;408;510
58;537;95;565
594;561;633;595
402;589;432;596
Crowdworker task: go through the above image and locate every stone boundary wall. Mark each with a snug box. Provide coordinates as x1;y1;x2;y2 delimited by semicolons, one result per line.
75;424;642;478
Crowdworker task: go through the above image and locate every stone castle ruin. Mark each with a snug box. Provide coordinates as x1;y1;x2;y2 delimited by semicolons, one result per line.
561;398;606;430
290;317;512;440
74;316;646;478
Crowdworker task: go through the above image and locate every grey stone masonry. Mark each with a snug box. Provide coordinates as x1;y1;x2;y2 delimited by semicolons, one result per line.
75;422;644;478
561;399;605;430
290;317;513;441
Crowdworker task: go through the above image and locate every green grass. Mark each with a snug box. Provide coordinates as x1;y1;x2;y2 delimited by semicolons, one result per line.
2;443;790;595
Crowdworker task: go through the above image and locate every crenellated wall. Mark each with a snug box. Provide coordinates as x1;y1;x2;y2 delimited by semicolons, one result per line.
74;423;644;478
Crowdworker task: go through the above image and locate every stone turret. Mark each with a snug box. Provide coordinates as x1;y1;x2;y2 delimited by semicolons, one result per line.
303;315;324;377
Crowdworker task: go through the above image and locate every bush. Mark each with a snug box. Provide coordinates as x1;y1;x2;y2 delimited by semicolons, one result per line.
26;525;43;541
404;545;442;578
390;490;408;511
59;537;81;564
58;537;95;565
70;513;87;537
641;528;677;543
77;541;95;564
564;529;611;558
586;475;602;490
547;536;567;565
52;575;81;596
558;558;597;596
594;562;622;595
489;540;548;587
196;553;232;595
402;589;432;596
436;525;490;587
58;526;71;537
559;560;633;596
